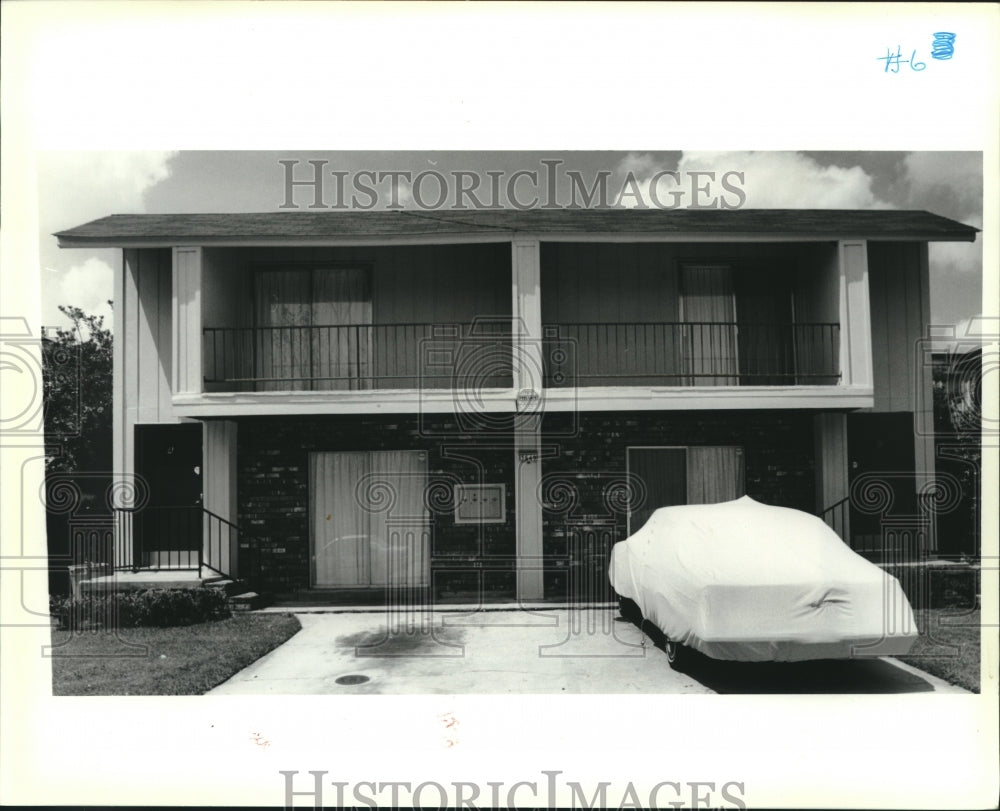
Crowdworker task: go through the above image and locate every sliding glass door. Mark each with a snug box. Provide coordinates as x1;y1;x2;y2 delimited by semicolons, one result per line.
254;267;372;390
680;264;738;386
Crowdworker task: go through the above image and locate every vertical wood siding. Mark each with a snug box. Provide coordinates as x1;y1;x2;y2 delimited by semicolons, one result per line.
124;248;175;425
206;243;511;325
118;248;176;491
867;242;928;412
540;242;831;322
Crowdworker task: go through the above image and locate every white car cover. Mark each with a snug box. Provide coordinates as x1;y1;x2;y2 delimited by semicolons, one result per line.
609;496;918;661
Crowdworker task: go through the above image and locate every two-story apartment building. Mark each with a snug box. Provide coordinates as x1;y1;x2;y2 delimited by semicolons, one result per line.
55;209;978;604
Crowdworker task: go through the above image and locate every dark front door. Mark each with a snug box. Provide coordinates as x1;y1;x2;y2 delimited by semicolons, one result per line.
135;424;203;568
627;447;687;535
847;413;918;555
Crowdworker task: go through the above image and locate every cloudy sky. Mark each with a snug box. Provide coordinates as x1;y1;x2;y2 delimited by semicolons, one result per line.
38;150;983;335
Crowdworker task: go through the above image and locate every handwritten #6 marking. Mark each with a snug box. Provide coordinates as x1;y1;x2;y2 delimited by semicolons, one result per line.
878;32;956;73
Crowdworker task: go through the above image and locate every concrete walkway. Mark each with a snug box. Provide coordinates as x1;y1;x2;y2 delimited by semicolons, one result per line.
208;608;968;695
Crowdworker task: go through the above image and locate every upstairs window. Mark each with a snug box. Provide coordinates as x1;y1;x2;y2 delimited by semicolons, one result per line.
254;266;372;391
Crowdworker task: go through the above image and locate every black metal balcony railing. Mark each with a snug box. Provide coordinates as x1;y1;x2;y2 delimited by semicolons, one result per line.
543;322;840;387
203;322;513;391
203;321;839;390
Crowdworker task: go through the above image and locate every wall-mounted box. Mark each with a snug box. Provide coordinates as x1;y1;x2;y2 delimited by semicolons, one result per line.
455;483;506;524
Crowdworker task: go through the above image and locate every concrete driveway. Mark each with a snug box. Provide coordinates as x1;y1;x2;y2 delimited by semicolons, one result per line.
208;608;967;695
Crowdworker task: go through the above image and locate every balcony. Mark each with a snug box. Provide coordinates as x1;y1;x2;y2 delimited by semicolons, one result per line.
203;321;513;391
542;321;840;387
170;240;866;414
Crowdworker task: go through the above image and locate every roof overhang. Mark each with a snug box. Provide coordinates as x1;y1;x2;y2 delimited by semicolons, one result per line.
55;209;980;249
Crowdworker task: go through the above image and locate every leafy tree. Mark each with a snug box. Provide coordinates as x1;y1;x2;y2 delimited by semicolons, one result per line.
932;349;982;558
42;304;113;473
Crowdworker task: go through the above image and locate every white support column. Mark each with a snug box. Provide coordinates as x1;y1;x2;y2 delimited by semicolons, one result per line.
203;420;238;576
172;246;202;396
838;240;874;388
515;422;544;602
913;243;937;553
113;249;129;484
512;239;545;601
111;249;131;568
512;239;543;395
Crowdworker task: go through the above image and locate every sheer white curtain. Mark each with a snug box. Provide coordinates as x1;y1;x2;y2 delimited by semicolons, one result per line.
310;451;428;587
312;268;372;391
681;265;738;386
255;270;311;391
254;268;372;391
686;446;745;504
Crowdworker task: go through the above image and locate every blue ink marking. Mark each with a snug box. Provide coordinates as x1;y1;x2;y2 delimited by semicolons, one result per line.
931;32;956;60
878;46;905;73
877;47;925;73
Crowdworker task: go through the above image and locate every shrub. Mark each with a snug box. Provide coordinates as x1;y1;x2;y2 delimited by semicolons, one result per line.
883;563;980;610
50;587;230;630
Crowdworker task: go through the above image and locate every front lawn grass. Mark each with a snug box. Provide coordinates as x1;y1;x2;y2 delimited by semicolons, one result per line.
50;613;301;696
896;608;981;693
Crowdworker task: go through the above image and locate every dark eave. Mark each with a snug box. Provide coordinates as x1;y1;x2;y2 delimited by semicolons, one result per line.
54;209;979;248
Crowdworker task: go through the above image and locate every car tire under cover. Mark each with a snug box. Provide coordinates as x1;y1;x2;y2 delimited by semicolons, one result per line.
664;638;689;670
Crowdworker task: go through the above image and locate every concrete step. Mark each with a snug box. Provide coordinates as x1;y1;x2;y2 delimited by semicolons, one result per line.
228;591;272;612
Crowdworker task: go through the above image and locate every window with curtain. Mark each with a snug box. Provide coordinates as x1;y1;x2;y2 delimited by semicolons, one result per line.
680;264;738;385
685;446;746;504
627;445;746;532
254;267;372;391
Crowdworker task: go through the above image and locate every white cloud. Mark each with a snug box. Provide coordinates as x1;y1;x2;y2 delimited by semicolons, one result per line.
901;152;982;224
39;151;176;327
678;151;887;209
50;257;115;330
610;151;889;209
40;151;177;229
617;152;659;179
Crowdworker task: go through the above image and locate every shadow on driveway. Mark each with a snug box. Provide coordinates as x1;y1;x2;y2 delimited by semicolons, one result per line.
623;618;936;694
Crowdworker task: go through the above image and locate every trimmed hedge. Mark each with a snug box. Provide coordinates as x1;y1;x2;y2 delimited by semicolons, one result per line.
883;563;980;610
50;587;230;630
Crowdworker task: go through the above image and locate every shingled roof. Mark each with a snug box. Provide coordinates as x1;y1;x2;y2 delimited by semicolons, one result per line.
54;209;979;247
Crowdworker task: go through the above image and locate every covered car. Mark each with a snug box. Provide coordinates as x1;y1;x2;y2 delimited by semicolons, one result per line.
609;496;918;664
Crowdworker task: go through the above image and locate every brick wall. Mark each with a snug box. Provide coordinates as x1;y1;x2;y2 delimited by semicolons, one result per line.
237;415;516;595
236;410;815;600
539;410;816;599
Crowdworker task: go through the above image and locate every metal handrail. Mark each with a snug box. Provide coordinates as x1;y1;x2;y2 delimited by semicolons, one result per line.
109;506;262;586
819;496;851;546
